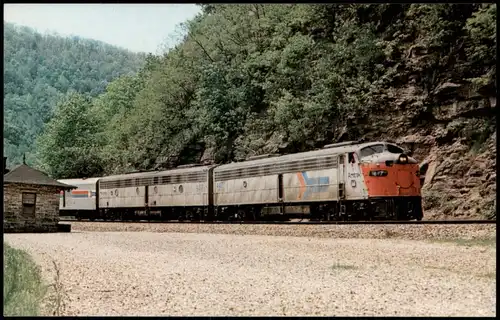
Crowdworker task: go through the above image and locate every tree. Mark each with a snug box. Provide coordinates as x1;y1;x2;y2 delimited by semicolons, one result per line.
36;92;103;178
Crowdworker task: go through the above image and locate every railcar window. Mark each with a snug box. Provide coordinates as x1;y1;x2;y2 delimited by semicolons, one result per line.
360;144;384;158
387;144;404;154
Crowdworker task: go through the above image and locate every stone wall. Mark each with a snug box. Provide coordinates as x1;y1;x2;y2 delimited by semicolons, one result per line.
3;183;61;233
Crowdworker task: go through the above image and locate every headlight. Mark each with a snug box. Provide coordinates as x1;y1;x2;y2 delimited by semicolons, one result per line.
398;154;408;164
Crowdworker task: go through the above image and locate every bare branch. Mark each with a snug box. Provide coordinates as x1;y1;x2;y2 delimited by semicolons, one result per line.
189;33;215;63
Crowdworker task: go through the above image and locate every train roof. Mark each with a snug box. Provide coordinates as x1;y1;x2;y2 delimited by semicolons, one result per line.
98;165;214;182
58;177;101;185
214;141;388;171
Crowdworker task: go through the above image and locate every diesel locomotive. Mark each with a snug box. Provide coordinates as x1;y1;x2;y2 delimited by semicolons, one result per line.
59;141;423;221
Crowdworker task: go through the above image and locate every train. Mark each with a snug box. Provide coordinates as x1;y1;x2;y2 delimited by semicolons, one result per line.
58;140;423;221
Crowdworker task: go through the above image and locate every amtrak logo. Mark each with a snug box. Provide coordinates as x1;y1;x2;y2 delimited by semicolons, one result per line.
297;172;330;200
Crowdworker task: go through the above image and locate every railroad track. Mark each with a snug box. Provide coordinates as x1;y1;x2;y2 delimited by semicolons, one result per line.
59;218;496;225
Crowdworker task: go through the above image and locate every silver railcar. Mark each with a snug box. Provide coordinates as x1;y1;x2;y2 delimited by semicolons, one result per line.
98;165;215;220
58;178;100;219
213;142;372;206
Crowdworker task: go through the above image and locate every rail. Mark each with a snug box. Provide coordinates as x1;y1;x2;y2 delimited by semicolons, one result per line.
59;218;496;225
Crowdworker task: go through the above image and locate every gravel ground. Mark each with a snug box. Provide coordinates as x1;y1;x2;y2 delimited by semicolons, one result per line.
4;231;496;317
68;221;496;241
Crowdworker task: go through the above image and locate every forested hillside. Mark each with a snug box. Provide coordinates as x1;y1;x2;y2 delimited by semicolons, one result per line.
3;22;146;166
37;4;496;219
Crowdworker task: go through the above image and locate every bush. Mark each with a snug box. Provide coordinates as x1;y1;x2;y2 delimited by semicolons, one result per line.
3;243;46;316
423;190;442;210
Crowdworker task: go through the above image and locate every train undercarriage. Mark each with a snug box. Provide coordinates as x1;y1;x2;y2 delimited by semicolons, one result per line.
61;197;423;222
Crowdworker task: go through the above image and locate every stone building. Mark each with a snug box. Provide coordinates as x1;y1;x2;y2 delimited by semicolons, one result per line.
3;161;75;233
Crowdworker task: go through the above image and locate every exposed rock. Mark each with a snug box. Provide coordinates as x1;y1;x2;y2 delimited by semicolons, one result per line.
452;179;465;188
432;175;447;182
465;177;482;188
467;167;483;177
434;82;462;95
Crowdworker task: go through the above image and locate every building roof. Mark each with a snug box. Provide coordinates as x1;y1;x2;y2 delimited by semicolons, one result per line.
3;164;76;189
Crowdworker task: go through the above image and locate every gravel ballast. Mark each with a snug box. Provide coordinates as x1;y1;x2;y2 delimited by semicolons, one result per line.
68;221;496;241
4;231;496;316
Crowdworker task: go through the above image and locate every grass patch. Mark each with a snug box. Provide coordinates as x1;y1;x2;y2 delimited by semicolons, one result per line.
3;243;46;316
331;263;358;270
426;265;496;279
431;237;496;247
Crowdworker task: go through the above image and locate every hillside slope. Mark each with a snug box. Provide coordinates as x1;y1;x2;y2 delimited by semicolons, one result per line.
3;22;146;166
37;4;496;219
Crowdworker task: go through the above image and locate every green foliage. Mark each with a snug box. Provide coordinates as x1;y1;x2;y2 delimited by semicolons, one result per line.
465;4;497;66
92;74;148;174
3;22;145;168
3;243;46;316
24;4;498;177
464;4;497;88
36;93;104;178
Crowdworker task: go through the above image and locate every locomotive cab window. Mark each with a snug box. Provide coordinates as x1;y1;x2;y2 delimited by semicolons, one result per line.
360;144;384;158
348;152;356;163
387;144;404;154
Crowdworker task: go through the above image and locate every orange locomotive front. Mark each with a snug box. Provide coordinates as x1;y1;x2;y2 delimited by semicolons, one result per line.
356;143;423;220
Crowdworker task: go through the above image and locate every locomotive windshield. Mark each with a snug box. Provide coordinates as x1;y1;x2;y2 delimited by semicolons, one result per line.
386;144;404;154
360;144;405;158
360;144;384;158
